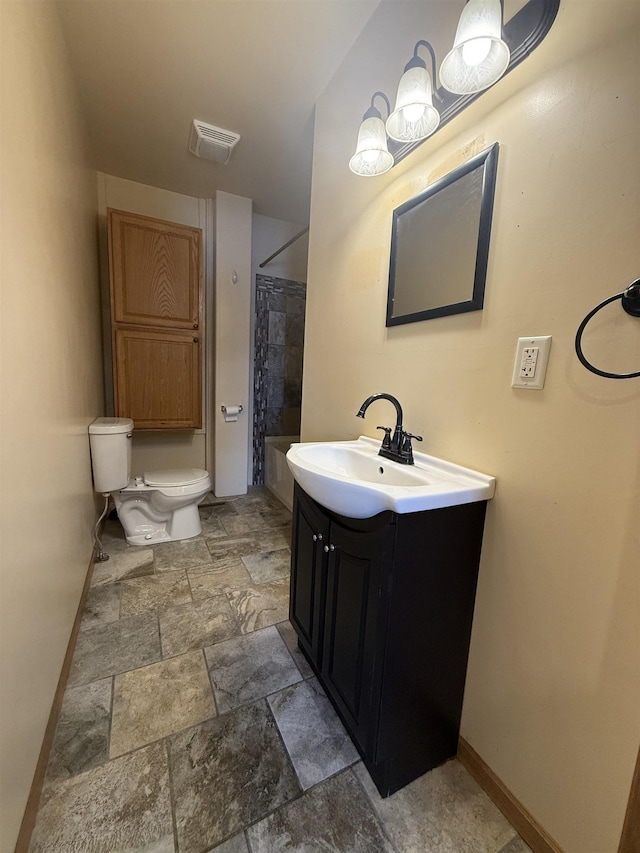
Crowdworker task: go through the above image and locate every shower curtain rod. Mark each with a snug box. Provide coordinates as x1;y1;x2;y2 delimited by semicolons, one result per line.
259;226;309;269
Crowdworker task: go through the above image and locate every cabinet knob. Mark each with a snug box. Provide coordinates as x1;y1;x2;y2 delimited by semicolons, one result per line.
323;544;335;553
193;337;199;343
312;533;324;542
193;323;199;329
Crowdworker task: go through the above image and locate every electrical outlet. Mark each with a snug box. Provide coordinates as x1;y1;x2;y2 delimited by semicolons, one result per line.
512;336;552;389
519;346;539;378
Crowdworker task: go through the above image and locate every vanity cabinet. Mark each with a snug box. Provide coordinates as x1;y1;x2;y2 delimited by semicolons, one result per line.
290;482;488;797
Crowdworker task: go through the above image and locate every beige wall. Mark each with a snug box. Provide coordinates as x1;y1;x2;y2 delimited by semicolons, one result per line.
0;2;104;848
96;172;209;473
303;3;640;852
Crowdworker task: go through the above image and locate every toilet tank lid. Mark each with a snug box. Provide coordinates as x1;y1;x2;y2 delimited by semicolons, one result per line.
144;468;210;487
89;417;134;435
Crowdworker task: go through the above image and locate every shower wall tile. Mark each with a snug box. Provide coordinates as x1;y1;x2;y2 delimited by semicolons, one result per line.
267;375;284;408
285;313;305;347
286;294;305;316
283;379;302;408
266;408;283;436
285;346;303;379
267;344;285;376
253;275;307;484
268;311;287;345
282;408;301;435
267;291;287;312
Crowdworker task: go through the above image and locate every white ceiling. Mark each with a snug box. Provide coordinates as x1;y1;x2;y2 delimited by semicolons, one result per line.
56;0;380;224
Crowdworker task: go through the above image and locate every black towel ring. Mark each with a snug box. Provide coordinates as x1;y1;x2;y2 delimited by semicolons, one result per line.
574;279;640;379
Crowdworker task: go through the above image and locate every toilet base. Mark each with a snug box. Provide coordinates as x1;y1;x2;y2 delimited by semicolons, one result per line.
114;499;204;546
122;526;201;547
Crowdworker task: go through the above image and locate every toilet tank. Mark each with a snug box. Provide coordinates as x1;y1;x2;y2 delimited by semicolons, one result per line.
89;417;134;493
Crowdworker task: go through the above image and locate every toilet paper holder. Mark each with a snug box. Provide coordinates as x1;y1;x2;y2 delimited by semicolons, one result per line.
221;404;244;422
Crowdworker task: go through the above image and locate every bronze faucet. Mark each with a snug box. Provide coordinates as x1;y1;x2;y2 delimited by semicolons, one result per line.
356;393;422;465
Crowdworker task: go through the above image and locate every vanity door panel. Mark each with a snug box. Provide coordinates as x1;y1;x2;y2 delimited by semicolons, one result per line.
320;522;393;756
289;484;329;666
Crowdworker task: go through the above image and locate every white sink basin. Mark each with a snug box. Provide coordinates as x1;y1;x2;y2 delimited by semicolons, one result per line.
286;436;495;518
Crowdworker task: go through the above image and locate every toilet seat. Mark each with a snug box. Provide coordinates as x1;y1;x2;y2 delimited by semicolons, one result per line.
118;468;210;499
144;468;209;487
144;467;209;498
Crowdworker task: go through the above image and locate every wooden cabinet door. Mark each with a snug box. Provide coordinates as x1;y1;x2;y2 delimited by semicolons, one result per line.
321;521;393;756
108;208;202;429
114;328;201;429
108;209;201;330
290;485;330;666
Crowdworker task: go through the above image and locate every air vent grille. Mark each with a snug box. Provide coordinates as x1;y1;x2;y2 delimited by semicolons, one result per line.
189;120;241;165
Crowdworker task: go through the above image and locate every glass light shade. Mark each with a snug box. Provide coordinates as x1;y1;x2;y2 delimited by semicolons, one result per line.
386;66;440;142
440;0;510;95
349;116;394;176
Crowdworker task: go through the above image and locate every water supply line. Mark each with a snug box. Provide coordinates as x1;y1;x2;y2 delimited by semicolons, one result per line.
93;494;111;562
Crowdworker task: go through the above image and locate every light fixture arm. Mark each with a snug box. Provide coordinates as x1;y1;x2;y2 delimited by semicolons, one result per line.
350;0;559;174
389;0;559;165
406;40;443;104
364;91;392;121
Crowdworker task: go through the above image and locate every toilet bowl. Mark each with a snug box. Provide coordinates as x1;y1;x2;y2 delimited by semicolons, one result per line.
113;468;211;545
88;418;212;546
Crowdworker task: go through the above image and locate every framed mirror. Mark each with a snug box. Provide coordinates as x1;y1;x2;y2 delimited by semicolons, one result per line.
386;142;499;326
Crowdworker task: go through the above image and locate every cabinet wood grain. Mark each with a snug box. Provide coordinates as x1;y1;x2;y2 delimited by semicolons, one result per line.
114;328;201;429
108;209;202;428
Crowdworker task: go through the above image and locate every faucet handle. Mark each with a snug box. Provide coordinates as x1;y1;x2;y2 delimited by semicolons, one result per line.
401;432;423;459
402;431;423;447
376;426;392;449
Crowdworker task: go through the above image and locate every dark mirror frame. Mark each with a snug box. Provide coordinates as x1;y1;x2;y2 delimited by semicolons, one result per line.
390;0;560;165
386;142;499;327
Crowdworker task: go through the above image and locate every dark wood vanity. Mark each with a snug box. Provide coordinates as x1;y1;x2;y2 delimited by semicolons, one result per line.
289;482;488;796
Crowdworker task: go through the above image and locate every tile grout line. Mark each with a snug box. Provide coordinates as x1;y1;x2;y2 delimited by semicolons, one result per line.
202;645;220;718
106;674;115;766
163;737;181;853
348;763;403;853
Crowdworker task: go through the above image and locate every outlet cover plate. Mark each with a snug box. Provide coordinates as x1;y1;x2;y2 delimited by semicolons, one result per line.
512;336;552;389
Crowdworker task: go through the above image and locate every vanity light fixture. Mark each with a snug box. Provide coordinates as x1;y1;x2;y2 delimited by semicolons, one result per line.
347;0;561;177
440;0;510;95
350;0;509;175
349;92;394;177
386;40;442;143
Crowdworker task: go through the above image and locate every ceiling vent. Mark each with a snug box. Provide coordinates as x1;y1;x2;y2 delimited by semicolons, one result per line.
189;120;240;165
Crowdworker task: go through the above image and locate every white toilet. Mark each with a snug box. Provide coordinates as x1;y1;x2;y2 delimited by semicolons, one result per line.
89;417;212;546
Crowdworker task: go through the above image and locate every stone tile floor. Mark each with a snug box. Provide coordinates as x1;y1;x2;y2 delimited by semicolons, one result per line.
29;487;532;853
